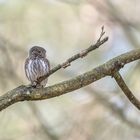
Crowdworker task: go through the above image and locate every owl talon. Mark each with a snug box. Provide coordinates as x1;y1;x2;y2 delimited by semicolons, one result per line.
36;84;43;88
31;81;37;88
31;82;43;88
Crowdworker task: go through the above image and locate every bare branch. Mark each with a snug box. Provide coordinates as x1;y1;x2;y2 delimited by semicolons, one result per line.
38;27;108;83
1;47;140;111
113;72;140;110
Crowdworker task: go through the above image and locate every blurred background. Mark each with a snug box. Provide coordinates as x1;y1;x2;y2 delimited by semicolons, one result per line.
0;0;140;140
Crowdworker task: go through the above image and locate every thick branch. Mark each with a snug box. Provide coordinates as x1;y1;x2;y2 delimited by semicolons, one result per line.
113;72;140;110
1;48;140;111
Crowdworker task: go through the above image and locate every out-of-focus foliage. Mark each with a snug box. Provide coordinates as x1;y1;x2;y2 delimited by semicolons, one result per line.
0;0;140;140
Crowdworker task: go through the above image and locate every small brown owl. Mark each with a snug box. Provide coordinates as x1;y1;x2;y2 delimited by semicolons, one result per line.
25;46;50;87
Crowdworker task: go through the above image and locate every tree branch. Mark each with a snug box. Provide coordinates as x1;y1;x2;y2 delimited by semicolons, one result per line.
1;47;140;111
113;72;140;110
38;26;108;83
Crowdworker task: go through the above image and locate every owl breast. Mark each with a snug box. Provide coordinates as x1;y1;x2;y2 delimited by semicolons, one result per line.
25;58;50;87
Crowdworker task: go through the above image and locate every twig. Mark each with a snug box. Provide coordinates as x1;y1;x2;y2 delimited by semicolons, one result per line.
38;27;108;83
97;26;105;43
113;72;140;110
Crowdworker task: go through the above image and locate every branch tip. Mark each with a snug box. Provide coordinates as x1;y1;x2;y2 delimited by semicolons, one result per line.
97;25;106;43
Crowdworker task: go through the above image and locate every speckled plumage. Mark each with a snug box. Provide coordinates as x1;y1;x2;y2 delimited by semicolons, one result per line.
25;46;50;87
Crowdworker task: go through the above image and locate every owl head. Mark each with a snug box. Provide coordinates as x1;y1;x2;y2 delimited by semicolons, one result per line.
29;46;46;58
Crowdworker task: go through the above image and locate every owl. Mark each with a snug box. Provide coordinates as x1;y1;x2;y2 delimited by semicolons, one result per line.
25;46;50;87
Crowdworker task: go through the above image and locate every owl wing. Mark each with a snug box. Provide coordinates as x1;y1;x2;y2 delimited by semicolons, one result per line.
38;58;50;87
25;57;38;82
44;58;50;72
39;58;50;76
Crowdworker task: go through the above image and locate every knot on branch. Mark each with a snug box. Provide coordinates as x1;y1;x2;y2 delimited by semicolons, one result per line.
113;60;124;72
105;60;125;76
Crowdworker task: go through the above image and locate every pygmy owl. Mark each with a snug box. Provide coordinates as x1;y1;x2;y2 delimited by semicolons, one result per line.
25;46;50;87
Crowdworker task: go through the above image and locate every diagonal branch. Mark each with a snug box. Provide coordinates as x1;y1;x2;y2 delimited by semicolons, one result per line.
1;47;140;111
113;72;140;110
38;26;108;83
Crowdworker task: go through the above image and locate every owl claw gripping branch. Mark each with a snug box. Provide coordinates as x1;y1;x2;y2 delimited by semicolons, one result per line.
25;46;50;88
